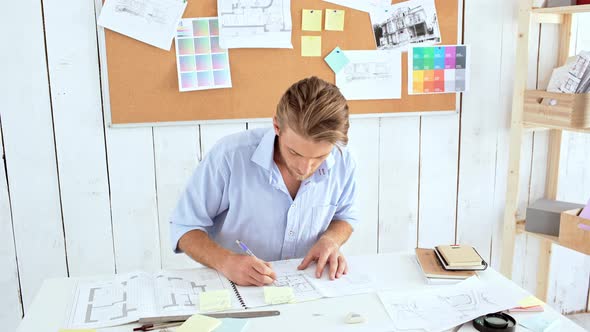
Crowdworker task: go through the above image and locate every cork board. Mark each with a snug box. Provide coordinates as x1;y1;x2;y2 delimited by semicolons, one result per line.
103;0;458;125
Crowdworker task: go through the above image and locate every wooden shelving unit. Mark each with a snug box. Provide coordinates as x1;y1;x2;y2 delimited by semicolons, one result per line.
500;0;590;304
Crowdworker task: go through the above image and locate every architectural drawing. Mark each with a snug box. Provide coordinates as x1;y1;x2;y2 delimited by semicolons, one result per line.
217;0;293;48
370;0;441;51
343;62;393;83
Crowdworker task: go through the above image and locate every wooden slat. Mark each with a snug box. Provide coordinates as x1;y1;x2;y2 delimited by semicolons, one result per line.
106;127;161;272
342;118;379;255
545;129;562;200
532;4;590;14
247;121;273;130
558;14;573;66
547;245;590;314
0;0;68;311
0;126;23;331
456;0;505;262
418;114;460;248
535;239;552;302
556;131;590;202
153;126;201;270
533;13;563;24
42;0;115;277
377;117;419;253
500;0;532;278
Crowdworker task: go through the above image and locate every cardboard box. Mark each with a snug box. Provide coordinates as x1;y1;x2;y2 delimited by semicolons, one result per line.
525;199;585;236
559;208;590;255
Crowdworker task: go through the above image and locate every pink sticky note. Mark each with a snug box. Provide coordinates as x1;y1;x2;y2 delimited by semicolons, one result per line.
580;198;590;220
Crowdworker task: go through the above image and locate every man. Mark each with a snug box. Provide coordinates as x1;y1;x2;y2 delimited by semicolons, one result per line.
170;76;359;286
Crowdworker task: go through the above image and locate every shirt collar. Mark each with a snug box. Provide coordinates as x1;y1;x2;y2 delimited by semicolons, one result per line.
250;128;337;178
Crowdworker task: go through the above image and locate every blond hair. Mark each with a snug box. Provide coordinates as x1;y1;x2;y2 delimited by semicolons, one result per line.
276;76;350;146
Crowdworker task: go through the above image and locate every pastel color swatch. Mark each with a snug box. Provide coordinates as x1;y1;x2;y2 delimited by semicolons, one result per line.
175;17;232;92
325;9;345;31
409;45;469;94
301;36;322;57
324;47;349;73
302;9;322;31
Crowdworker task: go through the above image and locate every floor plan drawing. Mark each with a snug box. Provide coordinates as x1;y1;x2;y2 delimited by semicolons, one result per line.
217;0;293;48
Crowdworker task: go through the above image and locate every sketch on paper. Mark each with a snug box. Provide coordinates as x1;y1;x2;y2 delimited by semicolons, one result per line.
335;50;402;101
378;277;520;332
370;0;441;52
217;0;293;48
97;0;187;50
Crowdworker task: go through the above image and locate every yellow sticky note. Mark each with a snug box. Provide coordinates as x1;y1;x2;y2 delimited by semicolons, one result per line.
199;289;231;312
301;36;322;57
264;286;295;304
518;295;545;308
302;9;322;31
325;9;345;31
176;314;221;332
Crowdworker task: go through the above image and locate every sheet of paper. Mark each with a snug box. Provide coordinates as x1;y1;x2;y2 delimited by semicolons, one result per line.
518;295;545;308
324;47;350;73
325;9;345;31
408;45;469;94
322;0;390;13
336;50;401;100
200;289;232;312
214;318;249;332
520;314;561;332
176;314;222;332
97;0;187;50
217;0;293;48
302;9;322;31
370;0;441;52
301;36;322;57
264;287;296;304
580;198;590;219
378;277;521;332
175;18;233;92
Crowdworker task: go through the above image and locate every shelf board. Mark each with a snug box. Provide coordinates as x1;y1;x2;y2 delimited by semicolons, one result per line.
532;4;590;14
523;121;590;134
516;220;560;244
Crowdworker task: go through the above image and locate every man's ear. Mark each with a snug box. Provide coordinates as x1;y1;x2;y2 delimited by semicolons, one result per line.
272;117;281;136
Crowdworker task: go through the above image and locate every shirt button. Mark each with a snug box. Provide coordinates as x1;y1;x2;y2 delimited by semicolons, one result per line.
291;203;296;208
289;230;295;236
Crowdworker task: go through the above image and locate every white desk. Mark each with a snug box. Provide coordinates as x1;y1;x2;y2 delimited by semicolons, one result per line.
16;253;585;332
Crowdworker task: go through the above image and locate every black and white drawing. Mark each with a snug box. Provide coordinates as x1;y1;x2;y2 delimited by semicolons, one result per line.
370;0;441;52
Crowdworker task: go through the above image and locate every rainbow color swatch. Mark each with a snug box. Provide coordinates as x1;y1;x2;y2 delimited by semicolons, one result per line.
175;18;232;92
408;45;469;94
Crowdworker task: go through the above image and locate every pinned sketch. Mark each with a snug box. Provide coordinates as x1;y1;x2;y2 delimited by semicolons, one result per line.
370;0;441;52
97;0;187;50
378;277;520;332
409;45;470;94
322;0;390;13
335;50;402;100
217;0;293;48
175;18;233;92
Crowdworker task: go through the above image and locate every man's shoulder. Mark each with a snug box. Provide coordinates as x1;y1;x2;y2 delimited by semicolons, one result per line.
208;127;269;159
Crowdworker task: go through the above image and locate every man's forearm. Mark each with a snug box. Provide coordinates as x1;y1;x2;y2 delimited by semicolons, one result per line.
321;220;353;246
178;229;232;270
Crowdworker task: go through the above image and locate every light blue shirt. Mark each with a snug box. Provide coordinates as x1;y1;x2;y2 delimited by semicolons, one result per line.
170;128;359;261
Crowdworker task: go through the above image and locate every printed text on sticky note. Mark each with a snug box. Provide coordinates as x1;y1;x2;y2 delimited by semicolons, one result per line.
301;36;322;57
324;47;350;73
325;9;345;31
302;9;322;31
199;289;231;312
264;286;295;304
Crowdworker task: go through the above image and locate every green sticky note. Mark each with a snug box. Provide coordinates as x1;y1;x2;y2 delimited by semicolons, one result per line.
325;9;345;31
199;289;231;312
324;47;349;73
177;314;221;332
301;36;322;57
302;9;322;31
264;286;295;304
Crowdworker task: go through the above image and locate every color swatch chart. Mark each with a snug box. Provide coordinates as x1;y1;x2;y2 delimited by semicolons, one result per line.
408;45;469;94
175;18;232;92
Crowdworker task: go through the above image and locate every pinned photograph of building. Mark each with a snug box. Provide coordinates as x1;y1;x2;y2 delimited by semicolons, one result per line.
370;0;441;51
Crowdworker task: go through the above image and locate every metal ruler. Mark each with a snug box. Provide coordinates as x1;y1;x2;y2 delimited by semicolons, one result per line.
138;310;280;324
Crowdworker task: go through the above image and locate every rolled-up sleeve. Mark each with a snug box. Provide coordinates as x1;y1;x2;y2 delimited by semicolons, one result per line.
333;156;360;230
169;149;230;253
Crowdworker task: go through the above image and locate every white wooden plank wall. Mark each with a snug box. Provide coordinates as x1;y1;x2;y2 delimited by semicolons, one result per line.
3;1;590;329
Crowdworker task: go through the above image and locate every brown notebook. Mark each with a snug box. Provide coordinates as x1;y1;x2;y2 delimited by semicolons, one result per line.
415;248;476;279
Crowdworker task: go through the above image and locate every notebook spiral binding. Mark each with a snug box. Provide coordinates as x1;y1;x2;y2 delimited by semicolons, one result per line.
230;281;248;309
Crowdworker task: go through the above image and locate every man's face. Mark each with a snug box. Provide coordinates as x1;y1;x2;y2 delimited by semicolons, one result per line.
273;119;334;181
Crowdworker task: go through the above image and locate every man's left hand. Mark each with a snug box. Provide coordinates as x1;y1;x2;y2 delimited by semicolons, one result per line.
297;236;348;280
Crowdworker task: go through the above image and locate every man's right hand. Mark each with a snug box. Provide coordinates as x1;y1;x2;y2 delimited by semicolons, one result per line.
219;253;277;286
